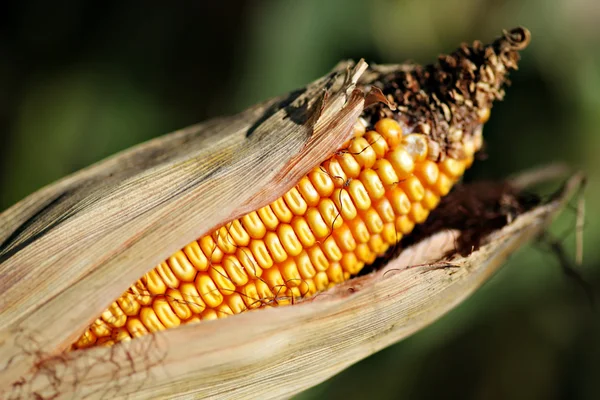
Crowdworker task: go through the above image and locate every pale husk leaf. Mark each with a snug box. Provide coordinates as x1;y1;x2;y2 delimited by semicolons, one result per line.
0;61;367;392
3;171;583;399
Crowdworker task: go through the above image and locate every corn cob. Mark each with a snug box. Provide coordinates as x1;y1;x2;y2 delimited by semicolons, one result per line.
73;27;529;349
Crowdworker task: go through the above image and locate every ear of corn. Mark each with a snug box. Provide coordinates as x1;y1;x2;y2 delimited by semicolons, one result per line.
0;27;538;399
74;113;484;349
71;27;534;349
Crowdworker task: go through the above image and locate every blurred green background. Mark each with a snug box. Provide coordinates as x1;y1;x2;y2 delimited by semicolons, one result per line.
1;1;598;399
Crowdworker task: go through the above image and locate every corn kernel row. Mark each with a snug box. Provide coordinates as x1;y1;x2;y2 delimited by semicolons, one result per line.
74;116;478;349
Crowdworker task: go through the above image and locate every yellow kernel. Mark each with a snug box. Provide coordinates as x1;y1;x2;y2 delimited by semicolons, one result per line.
201;309;219;321
347;218;370;243
255;279;275;302
464;155;474;169
433;172;453;196
368;234;389;255
241;211;267;240
265;231;288;263
314;272;329;291
117;292;141;316
115;329;131;343
355;243;376;263
374;197;396;223
180;282;206;314
184;316;201;325
214;226;236;254
209;265;236;295
333;223;357;252
361;208;384;234
415;160;440;186
263;267;285;291
373;159;399;186
236;248;262;278
153;298;181;329
386;147;415;179
309;168;334;197
327;262;344;283
277;224;303;257
360;169;385;200
195;274;223;308
91;318;111;337
479;107;491;123
126;318;149;338
144;269;166;295
280;258;302;287
165;288;193;320
271;197;293;223
223;255;249;286
140;307;166;332
200;236;224;264
347;179;371;210
306;207;330;239
382;222;401;244
440;158;466;179
249;239;274;269
75;329;96;349
257;205;279;230
400;175;425;202
463;140;476;159
349;137;377;168
241;282;261;309
410;202;429;224
296;177;321;207
292;281;308;298
295;251;316;279
323;158;348;187
318;198;344;231
216;303;233;318
101;302;126;328
375;118;402;147
283;188;308;216
184;241;209;271
167;251;197;282
291;216;316;247
340;252;363;275
387;186;411;215
395;215;415;235
403;134;428;161
332;188;357;221
422;189;440;210
301;279;317;297
131;281;152;305
156;262;180;290
364;130;389;158
275;293;291;306
321;236;342;262
227;293;248;314
307;245;329;272
228;219;250;247
337;152;361;178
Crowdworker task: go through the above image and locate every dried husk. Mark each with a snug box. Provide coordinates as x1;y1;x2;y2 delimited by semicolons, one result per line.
2;169;583;400
0;60;367;396
0;28;569;400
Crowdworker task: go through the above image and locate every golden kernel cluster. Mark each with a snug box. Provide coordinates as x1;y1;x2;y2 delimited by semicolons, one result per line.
74;116;478;349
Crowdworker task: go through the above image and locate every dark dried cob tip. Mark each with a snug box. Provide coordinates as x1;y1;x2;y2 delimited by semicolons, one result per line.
365;27;531;160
